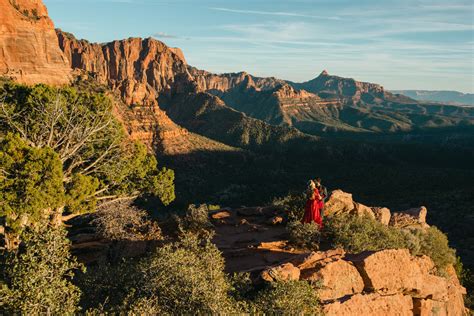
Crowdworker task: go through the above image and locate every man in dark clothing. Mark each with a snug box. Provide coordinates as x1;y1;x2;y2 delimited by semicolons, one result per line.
315;177;328;217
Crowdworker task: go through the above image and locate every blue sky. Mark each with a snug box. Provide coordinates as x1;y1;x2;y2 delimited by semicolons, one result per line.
44;0;474;92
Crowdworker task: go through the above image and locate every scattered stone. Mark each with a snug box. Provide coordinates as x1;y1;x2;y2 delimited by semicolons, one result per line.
268;216;284;225
257;240;287;250
238;219;249;226
261;263;301;282
210;210;231;219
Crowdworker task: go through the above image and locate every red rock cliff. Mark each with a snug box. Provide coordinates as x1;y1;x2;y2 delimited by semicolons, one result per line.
0;0;71;85
57;30;192;106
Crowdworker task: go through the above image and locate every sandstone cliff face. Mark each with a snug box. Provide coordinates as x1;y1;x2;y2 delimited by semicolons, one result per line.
57;30;191;106
58;31;237;154
0;0;71;85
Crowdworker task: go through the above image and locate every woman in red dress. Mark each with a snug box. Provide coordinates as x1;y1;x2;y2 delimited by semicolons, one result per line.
302;182;323;229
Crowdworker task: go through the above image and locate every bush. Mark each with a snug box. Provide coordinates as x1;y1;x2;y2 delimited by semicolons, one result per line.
273;193;306;222
287;220;321;250
325;214;457;273
0;227;83;314
92;200;162;241
406;226;456;271
254;280;322;315
178;204;214;237
137;233;238;314
75;258;141;312
324;214;407;253
78;233;239;314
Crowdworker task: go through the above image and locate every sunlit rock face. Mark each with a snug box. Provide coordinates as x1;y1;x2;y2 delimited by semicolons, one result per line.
0;0;72;85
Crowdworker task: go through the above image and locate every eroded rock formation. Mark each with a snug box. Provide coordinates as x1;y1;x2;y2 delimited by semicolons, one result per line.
258;247;466;315
0;0;71;85
324;189;430;228
57;30;191;106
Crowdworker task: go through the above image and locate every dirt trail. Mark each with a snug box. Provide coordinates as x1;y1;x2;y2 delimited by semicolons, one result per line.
210;206;306;273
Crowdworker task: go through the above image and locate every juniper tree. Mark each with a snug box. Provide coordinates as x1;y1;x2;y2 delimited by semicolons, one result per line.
0;82;175;246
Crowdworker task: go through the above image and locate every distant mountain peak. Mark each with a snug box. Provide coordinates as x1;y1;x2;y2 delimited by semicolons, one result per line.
320;70;329;76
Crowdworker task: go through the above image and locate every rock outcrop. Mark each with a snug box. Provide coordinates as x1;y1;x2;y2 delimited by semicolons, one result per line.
303;259;365;301
70;196;467;315
324;189;431;229
390;206;429;228
0;0;71;85
263;248;466;315
325;190;377;220
57;30;191;106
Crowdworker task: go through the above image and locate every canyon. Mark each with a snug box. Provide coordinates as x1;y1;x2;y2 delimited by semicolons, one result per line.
0;0;472;314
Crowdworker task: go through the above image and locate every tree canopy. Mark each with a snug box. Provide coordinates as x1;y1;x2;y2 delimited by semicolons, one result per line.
0;82;175;241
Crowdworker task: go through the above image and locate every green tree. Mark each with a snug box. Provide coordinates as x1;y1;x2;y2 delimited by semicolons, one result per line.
0;227;83;314
0;134;64;247
0;82;175;242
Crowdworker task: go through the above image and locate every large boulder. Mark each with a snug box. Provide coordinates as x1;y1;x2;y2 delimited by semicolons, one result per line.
260;263;300;282
324;190;354;216
349;249;449;300
353;202;375;219
371;207;391;225
323;293;413;316
390;206;428;228
302;260;364;301
325;190;388;223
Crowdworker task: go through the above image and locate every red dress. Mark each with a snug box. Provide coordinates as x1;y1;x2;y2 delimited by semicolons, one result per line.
302;188;323;229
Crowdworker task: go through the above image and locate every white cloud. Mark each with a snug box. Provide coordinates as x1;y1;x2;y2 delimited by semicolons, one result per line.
152;32;179;39
209;7;340;20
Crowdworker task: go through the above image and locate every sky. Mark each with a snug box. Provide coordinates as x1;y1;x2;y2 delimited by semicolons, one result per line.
44;0;474;93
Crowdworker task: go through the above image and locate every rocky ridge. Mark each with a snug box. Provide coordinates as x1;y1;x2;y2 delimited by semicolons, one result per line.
207;190;467;315
289;70;387;104
67;188;468;315
59;31;237;154
57;30;191;106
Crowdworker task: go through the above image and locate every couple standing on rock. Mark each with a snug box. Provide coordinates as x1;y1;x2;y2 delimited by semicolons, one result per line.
302;177;327;229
